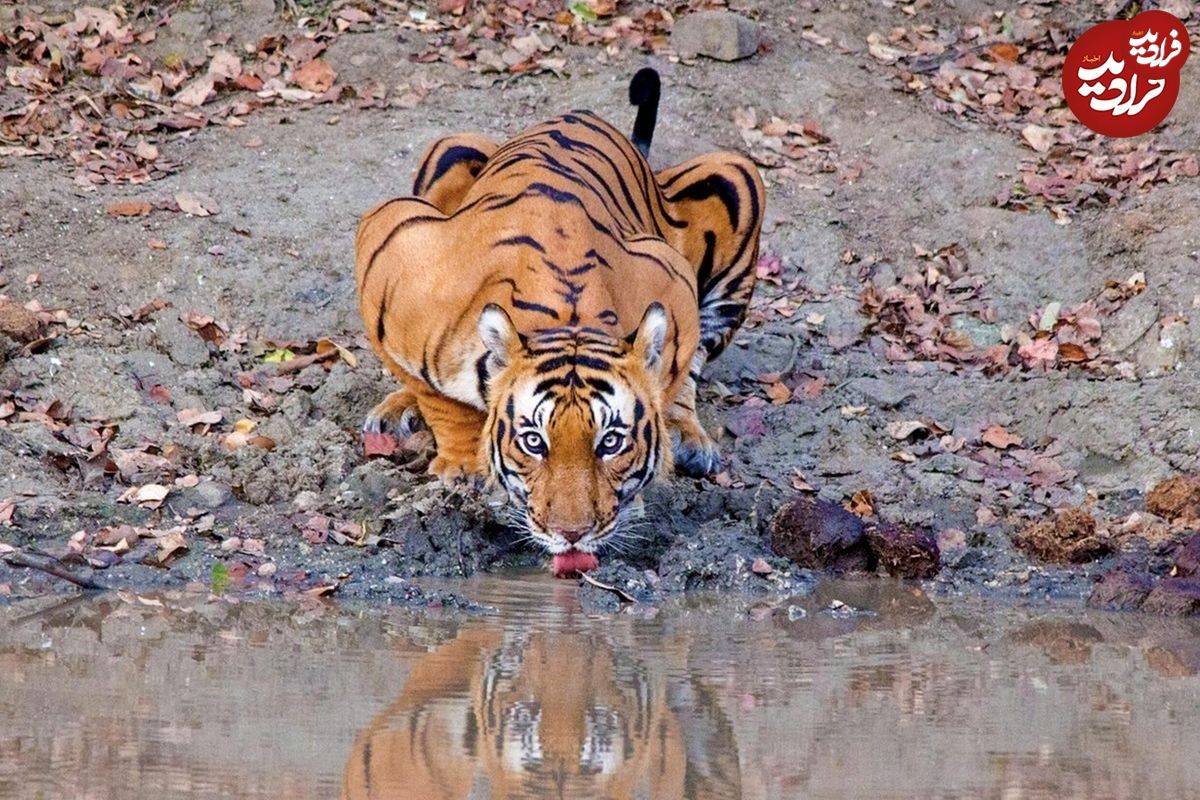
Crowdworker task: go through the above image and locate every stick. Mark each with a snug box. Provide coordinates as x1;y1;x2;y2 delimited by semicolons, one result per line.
579;572;637;604
3;551;108;591
275;348;337;376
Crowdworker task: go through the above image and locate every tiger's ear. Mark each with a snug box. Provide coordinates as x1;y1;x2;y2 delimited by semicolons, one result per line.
479;304;521;368
629;302;668;372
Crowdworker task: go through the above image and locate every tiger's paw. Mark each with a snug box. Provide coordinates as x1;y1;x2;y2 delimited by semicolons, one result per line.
362;391;426;458
428;454;482;484
673;432;722;477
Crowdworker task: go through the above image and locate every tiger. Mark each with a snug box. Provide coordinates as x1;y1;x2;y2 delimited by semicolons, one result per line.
340;625;742;799
355;68;766;573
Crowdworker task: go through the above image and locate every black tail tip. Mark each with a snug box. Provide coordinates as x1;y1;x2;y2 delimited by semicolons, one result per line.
629;67;661;106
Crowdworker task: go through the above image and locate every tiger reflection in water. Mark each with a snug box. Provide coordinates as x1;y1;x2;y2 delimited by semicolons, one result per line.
341;627;740;799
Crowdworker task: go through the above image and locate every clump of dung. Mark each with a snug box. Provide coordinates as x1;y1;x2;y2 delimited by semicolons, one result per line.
1012;507;1110;564
1146;475;1200;521
866;521;940;579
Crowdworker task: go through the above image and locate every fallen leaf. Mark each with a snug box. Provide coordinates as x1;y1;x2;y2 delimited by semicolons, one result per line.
174;75;215;107
847;489;875;518
106;201;152;217
886;419;929;440
315;337;358;367
146;530;188;567
177;408;223;428
175;191;221;217
981;424;1023;450
292;59;336;93
1021;124;1055;154
134;484;169;509
362;431;399;458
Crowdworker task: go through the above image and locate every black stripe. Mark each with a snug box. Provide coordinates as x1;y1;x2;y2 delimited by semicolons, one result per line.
666;173;740;229
561;112;687;230
511;297;560;320
475;353;491;403
495;235;546;253
418;144;488;194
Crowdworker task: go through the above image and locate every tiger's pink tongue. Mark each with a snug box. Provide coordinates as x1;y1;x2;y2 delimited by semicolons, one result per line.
551;550;600;578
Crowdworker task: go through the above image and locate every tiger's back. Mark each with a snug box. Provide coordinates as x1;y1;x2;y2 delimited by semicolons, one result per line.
356;110;704;414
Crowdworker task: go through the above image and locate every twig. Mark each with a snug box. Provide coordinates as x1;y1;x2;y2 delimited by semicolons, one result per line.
275;348;337;376
3;551;107;591
579;572;637;604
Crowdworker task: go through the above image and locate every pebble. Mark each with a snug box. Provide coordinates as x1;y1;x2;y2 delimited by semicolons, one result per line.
671;10;760;61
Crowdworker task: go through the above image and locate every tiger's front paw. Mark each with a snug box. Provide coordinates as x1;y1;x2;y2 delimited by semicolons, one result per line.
428;453;483;484
673;431;722;477
362;390;427;457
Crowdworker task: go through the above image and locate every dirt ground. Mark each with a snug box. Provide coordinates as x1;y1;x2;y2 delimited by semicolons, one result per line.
2;0;1200;607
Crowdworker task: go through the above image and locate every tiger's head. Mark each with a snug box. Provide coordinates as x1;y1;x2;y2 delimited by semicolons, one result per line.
478;303;672;558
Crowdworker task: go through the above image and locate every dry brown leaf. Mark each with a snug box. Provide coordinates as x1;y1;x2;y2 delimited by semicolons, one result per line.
106;201;152;217
293;59;337;93
1020;124;1056;154
981;424;1023;450
175;191;221;217
178;408;223;428
174;75;215;107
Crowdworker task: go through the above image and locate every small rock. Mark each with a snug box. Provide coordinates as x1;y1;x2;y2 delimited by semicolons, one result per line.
1152;316;1188;373
936;528;968;567
950;316;1003;349
1088;569;1152;611
1142;578;1200;616
866;521;940;579
751;557;774;575
292;490;322;512
770;496;874;573
0;301;42;342
786;605;807;621
181;480;233;510
1146;475;1200;522
1100;290;1158;354
847;376;915;409
1012;507;1110;564
1173;533;1200;577
671;10;760;61
154;313;210;367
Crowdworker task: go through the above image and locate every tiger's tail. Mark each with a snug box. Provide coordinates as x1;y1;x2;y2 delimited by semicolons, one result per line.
629;67;660;158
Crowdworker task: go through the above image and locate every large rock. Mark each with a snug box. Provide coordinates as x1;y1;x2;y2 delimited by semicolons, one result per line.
770;496;873;573
1174;533;1200;578
671;11;760;62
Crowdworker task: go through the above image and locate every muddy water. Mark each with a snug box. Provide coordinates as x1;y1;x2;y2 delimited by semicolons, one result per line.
2;577;1199;800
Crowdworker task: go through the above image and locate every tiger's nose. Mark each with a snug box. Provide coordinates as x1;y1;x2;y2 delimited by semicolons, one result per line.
557;528;588;544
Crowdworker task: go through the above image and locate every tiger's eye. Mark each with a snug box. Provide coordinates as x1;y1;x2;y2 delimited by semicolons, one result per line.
520;431;547;455
598;431;625;456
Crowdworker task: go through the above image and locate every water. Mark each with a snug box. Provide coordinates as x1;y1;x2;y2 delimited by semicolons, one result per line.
2;575;1199;799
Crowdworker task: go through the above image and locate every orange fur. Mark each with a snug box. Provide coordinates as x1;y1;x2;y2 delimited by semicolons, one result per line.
356;74;764;548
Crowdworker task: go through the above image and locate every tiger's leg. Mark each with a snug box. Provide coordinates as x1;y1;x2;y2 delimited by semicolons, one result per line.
657;153;765;477
409;387;487;481
668;349;721;477
411;133;499;214
657;152;766;361
363;388;425;442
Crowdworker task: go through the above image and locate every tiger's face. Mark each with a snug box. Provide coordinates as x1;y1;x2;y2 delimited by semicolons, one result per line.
479;304;671;556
